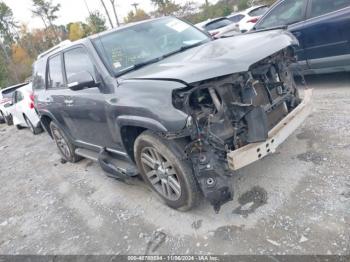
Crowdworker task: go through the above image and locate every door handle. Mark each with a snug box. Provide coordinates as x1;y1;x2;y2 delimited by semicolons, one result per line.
64;99;74;105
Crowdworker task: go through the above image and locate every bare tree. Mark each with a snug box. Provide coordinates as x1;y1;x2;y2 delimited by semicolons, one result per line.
109;0;120;27
99;0;114;28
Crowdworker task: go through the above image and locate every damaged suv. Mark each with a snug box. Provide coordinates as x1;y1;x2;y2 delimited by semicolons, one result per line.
33;17;312;212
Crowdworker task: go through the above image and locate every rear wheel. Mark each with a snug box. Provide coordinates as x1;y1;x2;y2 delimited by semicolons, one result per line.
24;115;43;135
134;131;201;211
4;114;13;126
0;111;5;124
50;121;82;163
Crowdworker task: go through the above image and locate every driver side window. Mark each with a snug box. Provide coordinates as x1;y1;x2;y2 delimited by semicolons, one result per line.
257;0;306;29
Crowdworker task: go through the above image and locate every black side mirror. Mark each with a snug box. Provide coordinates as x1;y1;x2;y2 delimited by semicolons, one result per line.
67;71;96;91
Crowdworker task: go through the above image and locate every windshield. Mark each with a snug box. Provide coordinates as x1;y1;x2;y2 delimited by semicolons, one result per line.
93;17;210;76
205;19;233;31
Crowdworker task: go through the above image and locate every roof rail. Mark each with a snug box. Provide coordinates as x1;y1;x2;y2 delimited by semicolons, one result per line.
37;40;72;59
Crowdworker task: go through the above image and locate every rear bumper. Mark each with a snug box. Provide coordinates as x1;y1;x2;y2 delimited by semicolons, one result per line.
227;88;313;171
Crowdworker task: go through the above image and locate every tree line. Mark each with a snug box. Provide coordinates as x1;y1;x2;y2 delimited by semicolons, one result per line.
0;0;276;88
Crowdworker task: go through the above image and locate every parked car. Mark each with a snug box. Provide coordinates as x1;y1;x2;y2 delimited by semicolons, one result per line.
253;0;350;74
6;83;42;134
195;17;240;38
0;83;28;125
227;5;269;32
33;16;312;212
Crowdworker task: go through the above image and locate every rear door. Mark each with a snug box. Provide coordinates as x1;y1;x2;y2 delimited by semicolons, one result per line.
13;90;26;125
302;0;350;70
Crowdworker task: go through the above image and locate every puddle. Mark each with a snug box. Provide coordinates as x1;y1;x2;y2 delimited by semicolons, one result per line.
297;151;326;165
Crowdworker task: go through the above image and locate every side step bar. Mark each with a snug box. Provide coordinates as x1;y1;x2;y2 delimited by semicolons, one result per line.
75;148;139;181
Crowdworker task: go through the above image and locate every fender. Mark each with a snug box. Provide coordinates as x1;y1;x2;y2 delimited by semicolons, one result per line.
116;115;168;132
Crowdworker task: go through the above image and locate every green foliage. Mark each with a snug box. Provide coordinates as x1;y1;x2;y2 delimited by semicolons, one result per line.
0;1;17;46
124;9;151;23
151;0;181;16
87;11;107;34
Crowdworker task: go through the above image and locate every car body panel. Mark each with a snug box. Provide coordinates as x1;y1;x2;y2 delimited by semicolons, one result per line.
7;83;41;128
121;30;298;84
254;0;350;74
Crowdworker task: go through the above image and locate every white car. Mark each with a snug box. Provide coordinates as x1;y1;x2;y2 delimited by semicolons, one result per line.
7;83;42;134
0;83;28;125
195;17;240;38
227;5;269;32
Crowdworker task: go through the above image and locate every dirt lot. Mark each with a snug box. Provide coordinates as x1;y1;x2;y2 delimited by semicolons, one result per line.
0;73;349;255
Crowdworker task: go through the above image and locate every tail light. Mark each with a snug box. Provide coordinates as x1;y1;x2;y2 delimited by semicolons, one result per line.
247;17;259;23
29;93;35;109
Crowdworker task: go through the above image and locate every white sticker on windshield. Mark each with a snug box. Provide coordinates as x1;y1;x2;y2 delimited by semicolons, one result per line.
113;62;122;69
166;20;190;32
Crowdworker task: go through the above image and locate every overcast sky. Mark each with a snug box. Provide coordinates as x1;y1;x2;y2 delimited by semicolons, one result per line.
3;0;219;30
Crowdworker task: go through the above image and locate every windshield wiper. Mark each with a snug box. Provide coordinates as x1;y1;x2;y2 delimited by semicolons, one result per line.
115;41;208;77
163;40;208;58
115;56;164;76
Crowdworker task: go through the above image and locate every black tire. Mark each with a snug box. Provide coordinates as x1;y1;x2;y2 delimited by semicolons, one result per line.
49;121;82;163
24;115;43;135
4;114;13;126
134;131;201;211
16;124;25;130
0;111;5;124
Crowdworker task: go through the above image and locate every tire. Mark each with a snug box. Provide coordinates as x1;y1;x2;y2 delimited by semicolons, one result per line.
0;111;5;124
49;121;82;163
4;114;13;126
24;115;43;135
16;125;25;130
134;131;201;211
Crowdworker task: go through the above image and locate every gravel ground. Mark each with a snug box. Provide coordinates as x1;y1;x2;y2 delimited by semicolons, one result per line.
0;73;349;255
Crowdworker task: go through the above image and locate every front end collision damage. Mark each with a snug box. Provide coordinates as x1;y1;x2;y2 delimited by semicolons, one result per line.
163;47;311;212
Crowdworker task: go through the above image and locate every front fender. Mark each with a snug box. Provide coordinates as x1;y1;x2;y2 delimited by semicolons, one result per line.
117;115;168;132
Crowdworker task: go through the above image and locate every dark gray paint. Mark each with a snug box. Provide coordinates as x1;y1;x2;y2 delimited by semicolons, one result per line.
35;29;296;157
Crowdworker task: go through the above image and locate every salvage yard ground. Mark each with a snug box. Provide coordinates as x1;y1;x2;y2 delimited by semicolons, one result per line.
0;73;349;255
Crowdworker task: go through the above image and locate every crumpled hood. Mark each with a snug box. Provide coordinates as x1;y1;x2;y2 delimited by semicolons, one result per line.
120;29;298;84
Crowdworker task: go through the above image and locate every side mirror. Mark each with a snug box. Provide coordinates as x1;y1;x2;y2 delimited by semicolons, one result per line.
67;71;96;91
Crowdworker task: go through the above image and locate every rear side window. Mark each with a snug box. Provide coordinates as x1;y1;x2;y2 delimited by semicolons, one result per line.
48;55;64;89
205;19;232;31
2;88;17;99
16;91;24;102
309;0;350;18
257;0;306;29
64;47;96;83
32;59;46;90
228;14;245;23
249;6;269;17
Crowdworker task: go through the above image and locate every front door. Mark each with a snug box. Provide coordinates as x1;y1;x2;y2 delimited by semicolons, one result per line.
303;0;350;69
62;46;117;149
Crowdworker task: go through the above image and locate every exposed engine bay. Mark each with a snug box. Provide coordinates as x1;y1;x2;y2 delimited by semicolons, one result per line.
170;48;303;212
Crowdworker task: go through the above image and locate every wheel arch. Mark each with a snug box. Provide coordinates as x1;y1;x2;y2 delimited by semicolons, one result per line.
117;115;169;162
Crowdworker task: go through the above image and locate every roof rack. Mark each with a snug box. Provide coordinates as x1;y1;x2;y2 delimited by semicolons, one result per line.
37;40;72;59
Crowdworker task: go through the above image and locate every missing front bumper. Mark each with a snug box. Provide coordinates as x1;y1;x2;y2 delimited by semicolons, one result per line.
227;88;313;171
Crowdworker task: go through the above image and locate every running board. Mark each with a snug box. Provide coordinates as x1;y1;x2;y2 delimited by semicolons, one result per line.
75;148;139;180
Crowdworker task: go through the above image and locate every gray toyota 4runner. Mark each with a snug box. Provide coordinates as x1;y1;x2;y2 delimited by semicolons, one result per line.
33;17;312;212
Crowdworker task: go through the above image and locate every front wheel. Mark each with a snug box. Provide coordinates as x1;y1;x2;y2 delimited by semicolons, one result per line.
134;131;201;211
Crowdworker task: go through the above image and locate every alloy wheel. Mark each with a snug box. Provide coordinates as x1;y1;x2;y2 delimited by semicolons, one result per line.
140;147;182;201
51;126;71;159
